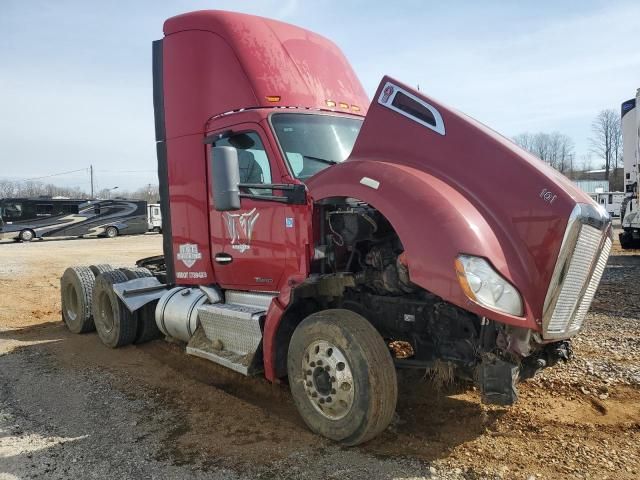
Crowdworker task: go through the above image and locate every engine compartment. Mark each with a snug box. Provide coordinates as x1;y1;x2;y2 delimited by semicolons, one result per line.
305;199;572;404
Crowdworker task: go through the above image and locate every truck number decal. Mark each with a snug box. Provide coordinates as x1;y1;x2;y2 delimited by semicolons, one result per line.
539;188;557;205
176;271;208;279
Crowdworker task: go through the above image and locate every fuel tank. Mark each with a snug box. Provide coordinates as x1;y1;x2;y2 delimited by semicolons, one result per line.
307;77;611;333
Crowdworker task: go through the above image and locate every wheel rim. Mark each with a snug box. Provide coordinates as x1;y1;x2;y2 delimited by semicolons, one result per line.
98;291;115;333
302;340;355;420
63;284;79;322
21;230;33;241
107;228;116;238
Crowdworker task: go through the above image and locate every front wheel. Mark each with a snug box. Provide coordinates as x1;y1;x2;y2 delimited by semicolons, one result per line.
287;309;397;446
19;229;35;242
105;226;118;238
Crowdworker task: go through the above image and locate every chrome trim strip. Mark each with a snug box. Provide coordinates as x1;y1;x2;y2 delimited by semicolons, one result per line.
541;203;611;339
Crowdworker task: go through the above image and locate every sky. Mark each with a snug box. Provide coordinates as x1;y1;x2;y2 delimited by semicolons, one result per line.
1;0;639;192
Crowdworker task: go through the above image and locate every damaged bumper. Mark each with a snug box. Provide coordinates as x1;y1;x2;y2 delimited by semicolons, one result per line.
478;340;572;405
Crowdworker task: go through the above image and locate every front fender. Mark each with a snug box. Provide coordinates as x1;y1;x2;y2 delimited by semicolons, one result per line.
307;159;538;330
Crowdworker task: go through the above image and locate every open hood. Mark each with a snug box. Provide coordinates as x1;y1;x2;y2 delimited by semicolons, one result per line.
307;77;600;328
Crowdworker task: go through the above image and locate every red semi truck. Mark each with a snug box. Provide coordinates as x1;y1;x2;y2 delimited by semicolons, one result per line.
61;10;612;445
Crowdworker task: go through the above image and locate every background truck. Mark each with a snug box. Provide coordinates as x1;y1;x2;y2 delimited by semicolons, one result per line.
147;203;162;233
0;197;147;242
59;10;612;445
593;191;625;218
620;89;640;248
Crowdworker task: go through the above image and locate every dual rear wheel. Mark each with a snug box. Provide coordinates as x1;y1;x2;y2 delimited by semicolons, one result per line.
61;265;160;347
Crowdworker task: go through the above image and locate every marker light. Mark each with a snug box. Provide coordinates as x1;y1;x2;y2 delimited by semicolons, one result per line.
326;100;336;107
265;95;281;102
455;255;523;316
351;105;360;112
339;102;349;109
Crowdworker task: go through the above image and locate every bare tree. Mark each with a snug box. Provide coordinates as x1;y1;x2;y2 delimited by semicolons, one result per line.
513;133;535;152
513;131;575;174
589;109;622;181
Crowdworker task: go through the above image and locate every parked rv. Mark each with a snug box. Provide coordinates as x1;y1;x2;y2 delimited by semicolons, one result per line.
593;191;625;217
0;198;148;242
147;203;162;233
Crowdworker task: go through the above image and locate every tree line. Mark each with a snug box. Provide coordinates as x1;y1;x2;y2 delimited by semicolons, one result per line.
512;108;623;181
0;179;160;204
1;108;624;198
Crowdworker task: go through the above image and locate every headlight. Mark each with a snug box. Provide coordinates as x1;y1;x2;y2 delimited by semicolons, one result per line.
455;255;523;316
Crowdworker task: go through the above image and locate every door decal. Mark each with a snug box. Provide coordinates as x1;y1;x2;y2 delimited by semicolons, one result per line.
224;208;260;253
177;243;203;268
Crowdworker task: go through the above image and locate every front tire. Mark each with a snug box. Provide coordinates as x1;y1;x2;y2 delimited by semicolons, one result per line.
19;229;35;242
287;309;397;445
105;226;118;238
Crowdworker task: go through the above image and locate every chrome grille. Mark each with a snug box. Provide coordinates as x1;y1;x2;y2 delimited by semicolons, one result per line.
567;236;611;333
544;224;609;338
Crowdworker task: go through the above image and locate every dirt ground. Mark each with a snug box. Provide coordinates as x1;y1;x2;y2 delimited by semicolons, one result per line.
0;230;638;479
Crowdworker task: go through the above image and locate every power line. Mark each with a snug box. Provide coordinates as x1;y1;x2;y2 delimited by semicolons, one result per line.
96;170;157;173
23;167;89;181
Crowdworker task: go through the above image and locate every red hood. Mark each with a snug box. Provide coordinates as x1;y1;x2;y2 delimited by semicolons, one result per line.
307;76;603;329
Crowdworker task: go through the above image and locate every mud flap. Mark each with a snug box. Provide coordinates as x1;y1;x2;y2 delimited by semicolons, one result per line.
478;356;519;405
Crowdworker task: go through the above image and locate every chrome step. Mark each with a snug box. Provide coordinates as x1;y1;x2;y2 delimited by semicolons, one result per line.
224;290;276;310
186;302;265;375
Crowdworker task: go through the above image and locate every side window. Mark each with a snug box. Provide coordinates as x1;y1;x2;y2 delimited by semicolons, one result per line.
36;204;53;216
62;204;79;214
3;202;23;220
214;131;273;196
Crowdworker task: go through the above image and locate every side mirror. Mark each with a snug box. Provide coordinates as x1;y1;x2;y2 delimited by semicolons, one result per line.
211;146;241;211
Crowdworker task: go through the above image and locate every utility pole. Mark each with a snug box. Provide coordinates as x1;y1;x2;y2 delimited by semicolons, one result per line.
90;165;94;198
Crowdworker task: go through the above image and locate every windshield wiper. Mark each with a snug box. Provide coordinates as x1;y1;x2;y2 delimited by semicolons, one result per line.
303;155;338;165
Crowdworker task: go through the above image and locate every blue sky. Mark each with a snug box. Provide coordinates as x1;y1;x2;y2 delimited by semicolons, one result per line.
1;0;639;191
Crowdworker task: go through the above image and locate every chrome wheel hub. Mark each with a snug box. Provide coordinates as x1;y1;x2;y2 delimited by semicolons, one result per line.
302;340;354;420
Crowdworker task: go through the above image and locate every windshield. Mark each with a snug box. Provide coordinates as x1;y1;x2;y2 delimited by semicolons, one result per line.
0;202;23;221
271;113;363;180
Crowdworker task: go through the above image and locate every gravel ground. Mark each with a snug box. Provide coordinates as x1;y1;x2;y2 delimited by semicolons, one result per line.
0;231;639;479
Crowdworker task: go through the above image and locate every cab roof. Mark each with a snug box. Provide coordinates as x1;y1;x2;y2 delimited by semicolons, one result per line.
163;10;369;120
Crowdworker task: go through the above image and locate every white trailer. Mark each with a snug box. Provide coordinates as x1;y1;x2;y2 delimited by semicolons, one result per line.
594;191;625;217
620;89;640;248
147;203;162;233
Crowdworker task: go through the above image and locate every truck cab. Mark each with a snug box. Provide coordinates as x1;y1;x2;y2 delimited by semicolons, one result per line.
60;10;612;445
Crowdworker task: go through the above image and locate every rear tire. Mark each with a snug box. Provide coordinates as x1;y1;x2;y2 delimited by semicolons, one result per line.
92;270;137;348
115;267;160;344
89;264;113;276
19;229;35;242
287;309;397;446
105;226;118;238
119;267;153;280
135;301;162;344
60;266;96;333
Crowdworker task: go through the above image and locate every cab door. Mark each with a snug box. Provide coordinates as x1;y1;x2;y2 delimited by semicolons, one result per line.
208;124;294;290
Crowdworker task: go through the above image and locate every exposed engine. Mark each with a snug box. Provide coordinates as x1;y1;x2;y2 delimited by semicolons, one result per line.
314;200;572;405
